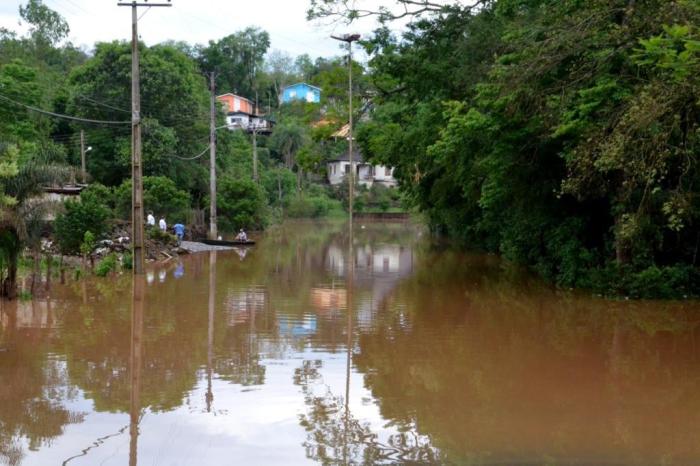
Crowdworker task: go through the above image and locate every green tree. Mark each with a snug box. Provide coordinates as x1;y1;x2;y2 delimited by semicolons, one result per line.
67;41;209;188
115;176;191;222
54;190;110;255
0;144;68;298
19;0;69;46
197;27;270;99
216;176;267;232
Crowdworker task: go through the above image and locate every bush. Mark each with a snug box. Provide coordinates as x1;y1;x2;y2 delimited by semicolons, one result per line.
54;195;110;255
122;251;133;270
216;176;268;232
147;227;177;245
287;194;341;218
588;264;700;299
95;253;118;277
81;183;114;211
115;176;190;221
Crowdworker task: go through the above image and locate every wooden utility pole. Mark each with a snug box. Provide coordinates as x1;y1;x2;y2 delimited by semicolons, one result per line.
118;0;172;274
209;72;218;240
331;34;360;228
79;129;86;183
252;128;258;182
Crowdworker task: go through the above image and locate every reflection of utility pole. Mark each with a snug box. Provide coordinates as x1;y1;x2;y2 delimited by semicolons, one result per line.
209;72;218;240
129;276;145;466
343;202;354;464
118;0;171;274
206;251;216;412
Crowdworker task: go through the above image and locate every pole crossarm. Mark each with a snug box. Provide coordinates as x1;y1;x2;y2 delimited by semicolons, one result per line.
117;3;172;7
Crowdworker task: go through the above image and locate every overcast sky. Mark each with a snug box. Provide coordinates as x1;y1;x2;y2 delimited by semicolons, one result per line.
0;0;413;60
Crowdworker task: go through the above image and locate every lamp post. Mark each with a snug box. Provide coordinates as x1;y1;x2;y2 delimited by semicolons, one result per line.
331;33;360;227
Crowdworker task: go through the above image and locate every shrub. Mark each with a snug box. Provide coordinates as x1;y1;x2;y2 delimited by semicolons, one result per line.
95;253;118;277
81;183;114;211
54;196;110;255
122;251;133;270
287;194;341;218
216;176;268;232
147;227;177;245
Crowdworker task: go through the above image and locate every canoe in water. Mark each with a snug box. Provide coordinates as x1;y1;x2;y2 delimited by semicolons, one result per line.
197;238;256;246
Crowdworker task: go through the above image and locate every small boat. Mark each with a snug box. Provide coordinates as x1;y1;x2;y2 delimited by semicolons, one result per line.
197;238;256;247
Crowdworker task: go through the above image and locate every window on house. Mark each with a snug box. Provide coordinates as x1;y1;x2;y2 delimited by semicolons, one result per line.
306;91;314;102
344;164;350;174
289;90;296;98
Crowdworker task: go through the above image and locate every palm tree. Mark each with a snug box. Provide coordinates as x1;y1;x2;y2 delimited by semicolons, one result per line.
0;144;69;299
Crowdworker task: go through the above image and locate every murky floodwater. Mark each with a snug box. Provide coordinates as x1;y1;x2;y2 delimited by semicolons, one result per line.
2;220;700;465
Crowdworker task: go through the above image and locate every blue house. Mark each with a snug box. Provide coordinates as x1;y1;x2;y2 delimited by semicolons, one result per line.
281;82;321;104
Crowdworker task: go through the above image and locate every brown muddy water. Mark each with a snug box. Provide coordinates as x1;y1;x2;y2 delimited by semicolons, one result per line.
2;220;700;466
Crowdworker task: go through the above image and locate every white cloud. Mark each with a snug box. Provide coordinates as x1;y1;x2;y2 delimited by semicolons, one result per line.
0;0;412;59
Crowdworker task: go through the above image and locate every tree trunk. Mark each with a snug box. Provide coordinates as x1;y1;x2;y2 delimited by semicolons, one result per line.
60;255;65;285
2;254;18;299
45;253;52;291
297;168;303;196
30;248;40;295
614;216;631;265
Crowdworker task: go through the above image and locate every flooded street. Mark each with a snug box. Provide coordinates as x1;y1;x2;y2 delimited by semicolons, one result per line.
2;220;700;465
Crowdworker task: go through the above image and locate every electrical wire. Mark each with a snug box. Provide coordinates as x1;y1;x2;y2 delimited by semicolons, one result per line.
170;143;211;160
74;94;131;114
0;93;131;125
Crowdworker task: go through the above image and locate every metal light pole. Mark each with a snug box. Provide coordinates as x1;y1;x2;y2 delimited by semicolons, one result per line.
331;34;361;227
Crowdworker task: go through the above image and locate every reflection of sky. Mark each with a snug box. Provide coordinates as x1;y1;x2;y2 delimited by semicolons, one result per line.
17;351;415;466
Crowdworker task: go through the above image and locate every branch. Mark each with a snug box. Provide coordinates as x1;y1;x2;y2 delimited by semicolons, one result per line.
307;0;487;24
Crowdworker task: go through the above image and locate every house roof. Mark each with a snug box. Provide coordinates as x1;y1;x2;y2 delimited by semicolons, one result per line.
283;82;321;92
216;93;253;104
332;123;351;139
227;110;275;121
329;150;365;163
42;184;86;195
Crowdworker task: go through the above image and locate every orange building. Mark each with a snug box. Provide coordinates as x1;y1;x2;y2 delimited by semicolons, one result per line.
216;93;255;114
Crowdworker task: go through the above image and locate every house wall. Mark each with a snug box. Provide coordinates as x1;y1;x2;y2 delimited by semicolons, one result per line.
282;84;321;104
217;94;255;114
327;162;397;187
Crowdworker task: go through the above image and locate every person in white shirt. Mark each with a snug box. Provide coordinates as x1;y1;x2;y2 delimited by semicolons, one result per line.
159;217;167;232
147;212;155;227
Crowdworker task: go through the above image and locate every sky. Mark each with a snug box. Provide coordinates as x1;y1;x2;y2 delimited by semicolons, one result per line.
0;0;413;60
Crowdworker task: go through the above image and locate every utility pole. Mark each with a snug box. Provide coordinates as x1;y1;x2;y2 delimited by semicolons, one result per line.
79;129;86;184
209;72;218;240
252;127;258;182
331;34;360;228
118;0;172;275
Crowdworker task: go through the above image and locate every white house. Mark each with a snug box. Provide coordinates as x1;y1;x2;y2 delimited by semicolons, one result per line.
327;151;397;187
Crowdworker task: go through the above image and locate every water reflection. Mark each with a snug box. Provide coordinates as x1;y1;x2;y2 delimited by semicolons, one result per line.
2;221;700;465
129;277;144;466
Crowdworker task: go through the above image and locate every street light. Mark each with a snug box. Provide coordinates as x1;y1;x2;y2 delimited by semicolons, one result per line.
331;33;360;227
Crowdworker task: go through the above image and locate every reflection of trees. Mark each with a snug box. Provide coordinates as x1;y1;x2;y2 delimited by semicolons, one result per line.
294;360;439;465
0;308;84;466
352;250;700;464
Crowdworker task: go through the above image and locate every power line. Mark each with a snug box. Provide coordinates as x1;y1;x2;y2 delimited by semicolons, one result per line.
170;143;211;160
0;93;131;125
75;94;132;114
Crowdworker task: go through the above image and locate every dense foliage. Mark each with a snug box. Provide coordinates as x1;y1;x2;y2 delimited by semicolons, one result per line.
54;187;110;255
344;0;700;297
